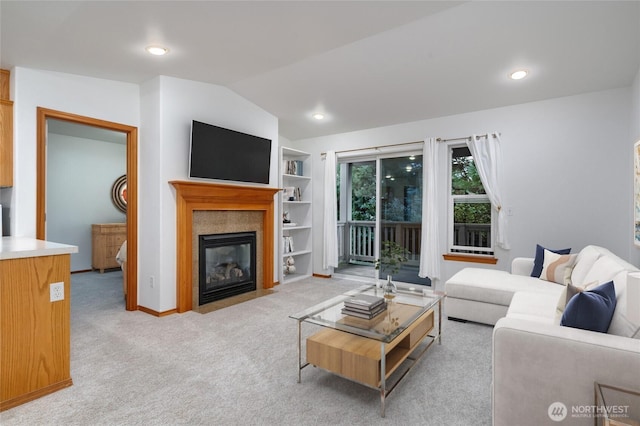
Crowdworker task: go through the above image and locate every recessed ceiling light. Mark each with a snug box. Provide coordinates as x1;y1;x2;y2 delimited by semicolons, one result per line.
312;113;325;120
510;69;528;80
146;45;169;56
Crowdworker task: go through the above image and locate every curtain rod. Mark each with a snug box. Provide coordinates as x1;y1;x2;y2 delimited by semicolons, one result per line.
320;140;422;157
320;132;501;157
436;132;500;143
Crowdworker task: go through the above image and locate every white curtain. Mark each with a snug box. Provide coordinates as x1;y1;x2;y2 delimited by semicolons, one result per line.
419;138;440;280
322;151;339;269
466;134;510;250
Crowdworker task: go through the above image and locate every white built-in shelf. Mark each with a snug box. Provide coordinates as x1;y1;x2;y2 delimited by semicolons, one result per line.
280;147;312;285
282;249;312;258
283;173;311;180
283;225;311;231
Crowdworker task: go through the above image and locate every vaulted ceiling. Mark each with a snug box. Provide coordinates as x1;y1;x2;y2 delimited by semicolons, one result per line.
1;1;638;140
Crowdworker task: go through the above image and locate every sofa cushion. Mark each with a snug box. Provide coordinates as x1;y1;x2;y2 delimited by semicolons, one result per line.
446;267;564;307
561;281;617;333
570;245;605;285
608;271;640;339
531;244;571;278
539;250;577;285
581;255;628;286
557;280;598;313
507;291;561;324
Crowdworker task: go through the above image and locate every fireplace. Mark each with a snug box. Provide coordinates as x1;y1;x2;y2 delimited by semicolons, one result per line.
171;181;279;313
199;232;257;304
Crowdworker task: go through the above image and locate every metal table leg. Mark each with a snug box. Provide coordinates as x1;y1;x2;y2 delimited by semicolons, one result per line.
297;320;302;383
438;297;443;344
380;341;386;417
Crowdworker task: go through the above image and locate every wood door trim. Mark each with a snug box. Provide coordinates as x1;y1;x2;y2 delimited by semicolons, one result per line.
36;107;138;311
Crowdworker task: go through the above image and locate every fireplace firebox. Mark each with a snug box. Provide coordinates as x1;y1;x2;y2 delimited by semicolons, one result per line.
199;232;257;305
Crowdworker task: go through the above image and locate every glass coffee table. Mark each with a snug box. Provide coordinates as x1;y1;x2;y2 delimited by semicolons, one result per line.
290;283;445;417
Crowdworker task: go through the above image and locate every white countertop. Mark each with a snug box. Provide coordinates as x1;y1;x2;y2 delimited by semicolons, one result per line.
0;237;78;260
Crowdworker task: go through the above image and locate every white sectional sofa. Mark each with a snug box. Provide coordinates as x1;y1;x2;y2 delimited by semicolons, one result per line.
445;245;640;426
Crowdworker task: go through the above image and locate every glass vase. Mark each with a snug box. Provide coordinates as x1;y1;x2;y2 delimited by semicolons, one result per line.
383;274;397;300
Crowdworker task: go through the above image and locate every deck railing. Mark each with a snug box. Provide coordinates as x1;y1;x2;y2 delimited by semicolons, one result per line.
337;221;491;263
337;221;420;265
452;223;491;252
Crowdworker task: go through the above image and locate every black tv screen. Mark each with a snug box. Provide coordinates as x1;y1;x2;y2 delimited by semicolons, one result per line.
189;120;272;184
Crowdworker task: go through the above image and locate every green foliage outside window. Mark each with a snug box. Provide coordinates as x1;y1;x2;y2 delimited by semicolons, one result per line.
350;163;376;221
454;202;491;224
451;150;485;195
452;148;491;225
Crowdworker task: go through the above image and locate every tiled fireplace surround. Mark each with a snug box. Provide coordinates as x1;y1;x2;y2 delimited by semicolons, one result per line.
170;181;279;313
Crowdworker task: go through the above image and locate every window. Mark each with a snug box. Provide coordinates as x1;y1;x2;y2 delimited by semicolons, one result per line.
449;146;494;255
334;151;429;285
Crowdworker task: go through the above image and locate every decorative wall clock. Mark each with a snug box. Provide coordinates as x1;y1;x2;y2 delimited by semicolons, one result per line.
111;174;127;213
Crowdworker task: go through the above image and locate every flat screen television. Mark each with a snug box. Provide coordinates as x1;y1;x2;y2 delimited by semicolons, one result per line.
189;120;272;184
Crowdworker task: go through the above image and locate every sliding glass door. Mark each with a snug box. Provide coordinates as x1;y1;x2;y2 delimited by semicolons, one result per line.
335;152;430;286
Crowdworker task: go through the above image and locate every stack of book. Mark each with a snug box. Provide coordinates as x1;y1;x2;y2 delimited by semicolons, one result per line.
283;160;304;176
341;294;387;319
283;236;295;253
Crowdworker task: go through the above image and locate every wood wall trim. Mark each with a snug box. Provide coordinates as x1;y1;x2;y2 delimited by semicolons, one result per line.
170;181;279;313
137;306;177;317
0;379;73;412
442;253;498;265
36;107;139;311
313;273;332;279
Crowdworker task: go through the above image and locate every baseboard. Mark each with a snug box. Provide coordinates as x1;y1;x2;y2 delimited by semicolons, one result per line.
313;273;331;279
138;305;177;317
0;378;73;412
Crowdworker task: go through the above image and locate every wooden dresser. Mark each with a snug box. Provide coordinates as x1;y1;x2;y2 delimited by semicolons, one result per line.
91;223;126;273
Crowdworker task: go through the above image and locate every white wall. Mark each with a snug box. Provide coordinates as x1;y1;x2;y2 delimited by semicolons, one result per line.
630;67;640;266
289;88;635;284
11;67;139;238
12;68;278;313
139;76;279;312
47;133;126;271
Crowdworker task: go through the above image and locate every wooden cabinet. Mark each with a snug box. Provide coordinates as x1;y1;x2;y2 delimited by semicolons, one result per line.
92;223;126;273
0;238;77;411
280;147;312;284
0;69;13;187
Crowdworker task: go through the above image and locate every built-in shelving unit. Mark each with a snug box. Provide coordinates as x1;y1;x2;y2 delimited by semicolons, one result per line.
280;147;312;284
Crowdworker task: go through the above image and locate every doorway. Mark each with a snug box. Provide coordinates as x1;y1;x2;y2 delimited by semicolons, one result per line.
36;107;138;311
335;152;430;286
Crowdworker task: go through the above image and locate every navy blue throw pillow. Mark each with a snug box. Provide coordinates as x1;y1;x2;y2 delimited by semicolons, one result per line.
531;244;571;277
560;281;617;333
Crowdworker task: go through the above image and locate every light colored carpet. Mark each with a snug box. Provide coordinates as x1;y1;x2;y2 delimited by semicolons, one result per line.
0;272;493;425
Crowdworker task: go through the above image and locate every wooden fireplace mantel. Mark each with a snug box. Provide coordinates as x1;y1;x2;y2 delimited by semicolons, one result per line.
170;180;280;313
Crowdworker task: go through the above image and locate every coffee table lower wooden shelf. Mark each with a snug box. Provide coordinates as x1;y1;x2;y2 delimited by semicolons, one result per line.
305;306;437;416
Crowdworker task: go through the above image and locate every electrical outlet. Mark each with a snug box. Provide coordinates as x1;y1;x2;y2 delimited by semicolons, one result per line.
50;282;64;302
149;276;155;289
